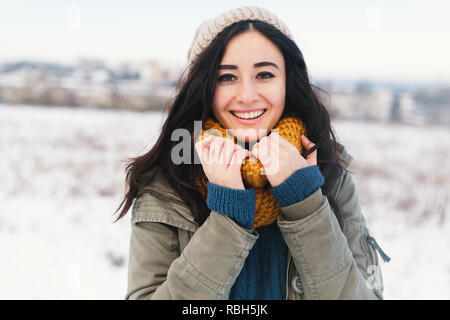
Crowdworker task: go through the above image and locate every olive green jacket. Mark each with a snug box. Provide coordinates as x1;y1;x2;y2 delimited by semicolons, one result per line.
125;144;385;300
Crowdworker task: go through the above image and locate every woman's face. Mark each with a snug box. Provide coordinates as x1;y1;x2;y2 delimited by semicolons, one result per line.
212;30;286;143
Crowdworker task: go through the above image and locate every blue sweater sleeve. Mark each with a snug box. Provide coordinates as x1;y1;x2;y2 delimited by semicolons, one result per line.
270;165;324;207
206;182;256;229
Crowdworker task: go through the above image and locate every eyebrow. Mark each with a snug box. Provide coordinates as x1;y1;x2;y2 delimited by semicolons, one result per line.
218;61;279;70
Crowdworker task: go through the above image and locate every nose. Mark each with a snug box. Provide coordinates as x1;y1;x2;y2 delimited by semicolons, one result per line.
236;77;259;105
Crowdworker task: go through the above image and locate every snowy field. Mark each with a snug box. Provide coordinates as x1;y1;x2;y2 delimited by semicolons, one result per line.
0;103;449;299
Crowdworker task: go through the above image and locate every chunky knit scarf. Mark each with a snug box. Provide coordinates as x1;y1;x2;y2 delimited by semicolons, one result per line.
195;116;307;229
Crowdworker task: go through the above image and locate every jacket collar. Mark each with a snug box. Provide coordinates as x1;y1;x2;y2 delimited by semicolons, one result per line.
136;167;198;225
336;142;353;169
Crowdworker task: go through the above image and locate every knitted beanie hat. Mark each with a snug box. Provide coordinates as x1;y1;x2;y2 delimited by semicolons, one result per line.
187;6;294;69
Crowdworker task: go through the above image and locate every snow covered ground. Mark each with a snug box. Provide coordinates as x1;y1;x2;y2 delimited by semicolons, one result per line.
0;103;448;299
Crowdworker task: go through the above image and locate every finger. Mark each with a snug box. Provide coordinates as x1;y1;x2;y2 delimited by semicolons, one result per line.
239;148;251;164
230;148;249;167
230;144;249;165
194;140;207;163
267;132;283;155
268;141;279;160
209;137;225;163
194;140;210;165
301;135;316;150
251;141;270;165
220;138;236;165
262;134;280;157
216;138;227;164
195;137;214;163
268;141;281;170
261;133;284;156
202;146;210;165
198;135;214;147
252;135;269;153
271;131;296;152
306;148;317;164
195;136;210;151
305;150;317;166
301;135;318;165
260;135;275;157
204;137;217;164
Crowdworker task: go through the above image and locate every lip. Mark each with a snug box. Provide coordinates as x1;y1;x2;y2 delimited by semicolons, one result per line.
229;109;267;125
230;108;266;113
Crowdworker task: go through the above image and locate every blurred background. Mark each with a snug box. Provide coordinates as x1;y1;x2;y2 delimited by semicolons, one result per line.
0;0;449;299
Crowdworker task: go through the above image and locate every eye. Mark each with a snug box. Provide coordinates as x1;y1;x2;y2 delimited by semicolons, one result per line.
257;72;274;79
216;72;275;83
217;74;236;82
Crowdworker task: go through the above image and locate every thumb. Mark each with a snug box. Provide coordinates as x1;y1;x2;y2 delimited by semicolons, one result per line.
230;148;250;166
301;135;318;166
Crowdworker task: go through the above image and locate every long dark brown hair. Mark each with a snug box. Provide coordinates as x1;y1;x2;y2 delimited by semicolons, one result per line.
114;20;346;228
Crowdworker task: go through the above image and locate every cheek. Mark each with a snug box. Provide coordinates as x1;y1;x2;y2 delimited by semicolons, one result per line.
263;84;285;110
213;87;231;112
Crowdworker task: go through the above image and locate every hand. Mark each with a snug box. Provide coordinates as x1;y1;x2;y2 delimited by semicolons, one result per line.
195;136;251;190
250;132;318;187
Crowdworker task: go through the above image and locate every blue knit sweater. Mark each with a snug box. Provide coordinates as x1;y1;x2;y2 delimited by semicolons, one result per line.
206;165;324;300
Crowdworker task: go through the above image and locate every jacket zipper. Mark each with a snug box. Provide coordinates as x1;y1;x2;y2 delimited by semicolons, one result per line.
367;235;391;263
285;252;302;300
285;251;292;299
146;187;303;299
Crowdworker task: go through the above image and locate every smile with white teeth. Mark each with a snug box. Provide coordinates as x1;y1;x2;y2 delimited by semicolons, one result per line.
231;109;266;119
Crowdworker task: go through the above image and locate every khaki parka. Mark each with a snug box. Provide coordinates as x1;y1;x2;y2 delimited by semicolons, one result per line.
125;144;386;300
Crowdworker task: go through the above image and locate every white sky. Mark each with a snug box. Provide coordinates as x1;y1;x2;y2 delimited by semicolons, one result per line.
0;0;449;83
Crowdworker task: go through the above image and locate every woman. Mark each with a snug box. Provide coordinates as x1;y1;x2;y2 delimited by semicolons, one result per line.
115;6;389;300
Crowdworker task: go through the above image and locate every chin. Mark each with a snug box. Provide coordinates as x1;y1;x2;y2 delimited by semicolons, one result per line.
219;114;275;143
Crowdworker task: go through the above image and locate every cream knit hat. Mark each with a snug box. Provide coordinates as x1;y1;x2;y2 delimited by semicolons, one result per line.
186;6;293;69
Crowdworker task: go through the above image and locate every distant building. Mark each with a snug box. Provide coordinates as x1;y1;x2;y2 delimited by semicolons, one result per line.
328;87;393;122
399;92;427;125
390;91;401;122
140;60;162;88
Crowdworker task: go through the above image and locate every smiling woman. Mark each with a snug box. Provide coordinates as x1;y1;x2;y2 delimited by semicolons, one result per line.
115;6;387;301
212;30;286;143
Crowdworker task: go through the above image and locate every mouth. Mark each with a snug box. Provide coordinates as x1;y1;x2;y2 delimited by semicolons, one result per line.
229;108;267;124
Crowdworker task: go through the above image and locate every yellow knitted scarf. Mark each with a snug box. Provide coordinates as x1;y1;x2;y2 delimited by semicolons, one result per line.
194;116;307;229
